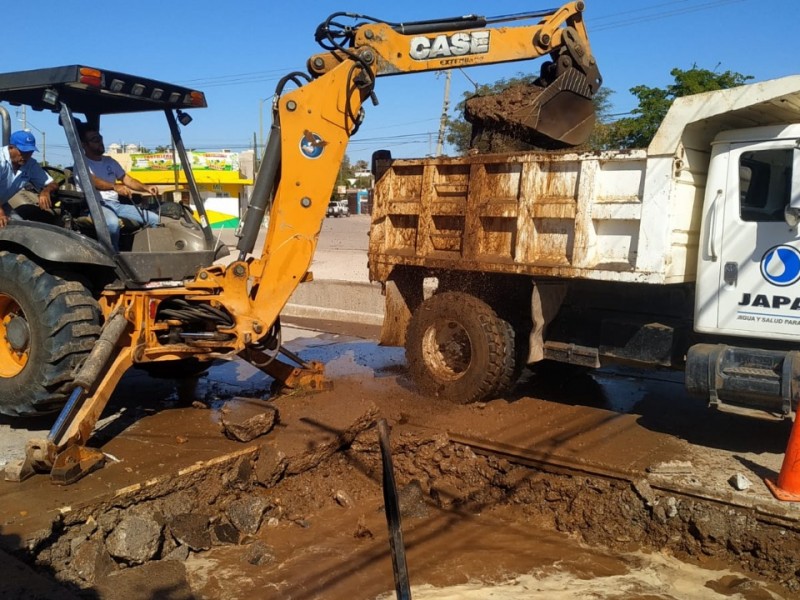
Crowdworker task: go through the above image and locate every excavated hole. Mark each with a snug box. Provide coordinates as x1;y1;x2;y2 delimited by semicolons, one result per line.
19;429;800;597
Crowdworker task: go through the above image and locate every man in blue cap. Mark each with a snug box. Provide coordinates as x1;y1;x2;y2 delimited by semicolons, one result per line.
0;130;59;227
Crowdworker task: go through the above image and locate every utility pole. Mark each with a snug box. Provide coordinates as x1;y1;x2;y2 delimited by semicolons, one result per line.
258;97;270;161
436;70;451;156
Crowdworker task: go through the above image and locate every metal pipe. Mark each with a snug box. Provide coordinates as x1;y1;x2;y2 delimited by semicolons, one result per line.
378;419;411;600
46;310;129;447
48;387;85;445
72;311;129;390
390;8;558;35
0;106;10;145
279;345;311;369
166;109;214;249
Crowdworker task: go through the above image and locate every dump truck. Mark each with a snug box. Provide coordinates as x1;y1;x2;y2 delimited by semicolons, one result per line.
368;75;800;420
0;2;601;483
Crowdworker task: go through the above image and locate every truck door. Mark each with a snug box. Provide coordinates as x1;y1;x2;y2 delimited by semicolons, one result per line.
715;141;800;340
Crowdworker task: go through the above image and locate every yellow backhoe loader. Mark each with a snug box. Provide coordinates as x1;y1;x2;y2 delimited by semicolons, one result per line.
0;1;601;483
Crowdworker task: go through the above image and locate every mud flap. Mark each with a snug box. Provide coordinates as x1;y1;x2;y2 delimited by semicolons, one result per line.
380;280;414;347
528;283;567;363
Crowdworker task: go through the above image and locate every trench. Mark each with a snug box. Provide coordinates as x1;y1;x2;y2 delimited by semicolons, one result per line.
12;423;800;600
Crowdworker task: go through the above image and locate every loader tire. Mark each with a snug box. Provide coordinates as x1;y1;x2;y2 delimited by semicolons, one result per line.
0;251;101;417
405;292;515;404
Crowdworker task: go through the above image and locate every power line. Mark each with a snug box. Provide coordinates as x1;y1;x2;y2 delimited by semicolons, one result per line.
173;1;755;92
591;0;716;22
591;0;748;32
177;68;292;86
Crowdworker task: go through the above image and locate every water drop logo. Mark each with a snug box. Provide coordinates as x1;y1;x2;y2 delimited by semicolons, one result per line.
299;132;325;159
760;245;800;287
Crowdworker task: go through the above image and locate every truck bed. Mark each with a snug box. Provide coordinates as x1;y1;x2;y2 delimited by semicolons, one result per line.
368;75;800;288
368;149;701;285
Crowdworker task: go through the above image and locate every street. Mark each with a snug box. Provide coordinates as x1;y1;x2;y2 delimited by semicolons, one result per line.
0;213;799;599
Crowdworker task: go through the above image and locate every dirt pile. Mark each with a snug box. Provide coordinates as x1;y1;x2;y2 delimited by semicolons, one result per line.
465;84;551;154
464;79;597;153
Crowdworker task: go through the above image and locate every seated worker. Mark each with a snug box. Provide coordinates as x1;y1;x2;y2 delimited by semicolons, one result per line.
78;126;160;250
0;131;59;227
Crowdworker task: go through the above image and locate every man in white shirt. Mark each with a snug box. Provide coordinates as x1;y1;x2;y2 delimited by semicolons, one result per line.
79;127;160;250
0;131;59;227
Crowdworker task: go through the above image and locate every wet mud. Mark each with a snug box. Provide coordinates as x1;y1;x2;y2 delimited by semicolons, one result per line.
7;402;799;598
1;336;799;599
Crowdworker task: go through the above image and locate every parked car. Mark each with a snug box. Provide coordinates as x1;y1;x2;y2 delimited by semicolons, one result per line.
326;199;349;218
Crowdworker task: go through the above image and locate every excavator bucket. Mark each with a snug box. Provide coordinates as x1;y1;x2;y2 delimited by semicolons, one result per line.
465;30;603;151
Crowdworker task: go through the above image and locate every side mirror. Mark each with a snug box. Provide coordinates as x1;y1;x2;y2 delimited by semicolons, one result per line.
791;145;800;209
785;206;800;228
788;145;800;228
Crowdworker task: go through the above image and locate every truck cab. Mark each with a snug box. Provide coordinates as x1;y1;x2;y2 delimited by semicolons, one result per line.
688;123;800;417
695;123;800;341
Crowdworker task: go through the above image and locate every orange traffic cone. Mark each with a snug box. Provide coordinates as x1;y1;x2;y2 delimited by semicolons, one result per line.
766;414;800;502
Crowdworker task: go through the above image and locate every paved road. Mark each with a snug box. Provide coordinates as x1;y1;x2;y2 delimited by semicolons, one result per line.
217;214;372;282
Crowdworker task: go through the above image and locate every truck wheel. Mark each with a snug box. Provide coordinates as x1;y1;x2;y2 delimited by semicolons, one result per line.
492;317;519;397
0;252;101;416
405;292;515;403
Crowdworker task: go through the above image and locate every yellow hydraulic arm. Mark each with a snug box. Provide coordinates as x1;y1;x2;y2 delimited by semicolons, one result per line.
233;0;602;326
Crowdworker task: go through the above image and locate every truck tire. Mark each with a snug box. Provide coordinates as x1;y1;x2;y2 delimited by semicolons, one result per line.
492;317;519;397
405;292;515;403
0;252;101;416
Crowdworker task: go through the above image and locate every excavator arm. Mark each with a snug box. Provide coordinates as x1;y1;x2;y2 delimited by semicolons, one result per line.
234;1;602;313
306;0;602;147
234;0;602;289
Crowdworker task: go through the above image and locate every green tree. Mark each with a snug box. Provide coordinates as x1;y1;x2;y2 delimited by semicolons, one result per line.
585;87;615;149
336;153;354;188
602;66;752;148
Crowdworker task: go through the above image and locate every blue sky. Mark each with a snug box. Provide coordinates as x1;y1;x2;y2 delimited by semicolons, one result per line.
5;0;798;167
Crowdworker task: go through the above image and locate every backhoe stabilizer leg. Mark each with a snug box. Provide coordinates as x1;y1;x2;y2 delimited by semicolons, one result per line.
4;312;133;484
239;347;332;394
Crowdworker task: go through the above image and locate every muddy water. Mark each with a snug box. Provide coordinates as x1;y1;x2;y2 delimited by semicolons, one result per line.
3;331;796;598
183;495;787;600
127;339;800;598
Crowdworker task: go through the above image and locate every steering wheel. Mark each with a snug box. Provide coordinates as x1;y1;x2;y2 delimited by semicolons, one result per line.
43;165;86;216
